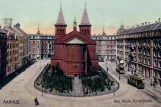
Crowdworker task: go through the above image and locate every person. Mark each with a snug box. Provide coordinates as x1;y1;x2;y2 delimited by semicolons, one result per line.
34;97;39;106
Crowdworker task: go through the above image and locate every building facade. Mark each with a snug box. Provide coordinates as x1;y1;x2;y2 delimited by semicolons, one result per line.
40;35;54;59
91;34;116;61
28;31;54;60
0;27;7;81
4;27;19;76
13;23;29;66
117;21;161;86
51;5;98;77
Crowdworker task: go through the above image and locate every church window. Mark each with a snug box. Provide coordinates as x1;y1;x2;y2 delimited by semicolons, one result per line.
74;66;78;70
57;29;59;33
82;29;84;34
87;30;89;34
85;30;87;34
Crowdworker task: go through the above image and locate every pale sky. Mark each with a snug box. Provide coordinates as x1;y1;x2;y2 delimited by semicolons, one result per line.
0;0;161;35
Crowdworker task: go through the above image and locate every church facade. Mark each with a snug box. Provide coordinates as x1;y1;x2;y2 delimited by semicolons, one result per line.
51;5;98;77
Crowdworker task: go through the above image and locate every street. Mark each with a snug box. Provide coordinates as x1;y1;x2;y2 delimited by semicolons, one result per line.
0;59;160;107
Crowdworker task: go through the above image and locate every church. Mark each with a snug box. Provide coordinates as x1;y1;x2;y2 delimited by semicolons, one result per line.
51;4;98;77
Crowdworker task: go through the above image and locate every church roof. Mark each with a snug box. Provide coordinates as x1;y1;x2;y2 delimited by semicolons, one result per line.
55;30;96;44
80;6;91;25
55;5;66;25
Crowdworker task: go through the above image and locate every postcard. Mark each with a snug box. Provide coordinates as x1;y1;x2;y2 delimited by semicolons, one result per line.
0;0;161;107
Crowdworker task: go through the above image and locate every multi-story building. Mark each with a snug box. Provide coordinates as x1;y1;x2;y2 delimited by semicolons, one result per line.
41;35;54;59
28;29;55;60
91;32;116;61
0;26;7;81
4;26;19;76
13;23;28;66
116;20;161;86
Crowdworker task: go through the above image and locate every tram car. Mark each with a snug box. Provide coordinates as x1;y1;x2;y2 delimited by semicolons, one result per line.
127;74;145;89
116;63;125;74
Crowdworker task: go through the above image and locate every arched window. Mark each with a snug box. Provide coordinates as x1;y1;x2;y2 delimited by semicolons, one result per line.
82;29;84;34
62;29;64;33
59;29;61;33
85;30;87;34
87;30;89;34
57;29;59;33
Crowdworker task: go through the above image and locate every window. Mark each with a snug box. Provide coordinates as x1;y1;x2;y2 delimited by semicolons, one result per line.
144;58;146;64
158;51;161;57
154;50;157;56
159;61;161;68
148;59;150;65
154;60;157;66
74;66;78;70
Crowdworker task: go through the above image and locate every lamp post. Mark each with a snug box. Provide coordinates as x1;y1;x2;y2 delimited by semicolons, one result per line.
113;82;115;96
117;56;121;81
106;58;108;73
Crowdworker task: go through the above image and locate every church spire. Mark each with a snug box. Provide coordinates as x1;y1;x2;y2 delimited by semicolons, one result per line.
102;26;106;35
37;24;40;34
56;1;66;25
80;2;91;25
73;16;77;31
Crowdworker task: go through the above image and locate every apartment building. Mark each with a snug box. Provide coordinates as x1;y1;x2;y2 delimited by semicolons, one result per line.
117;20;161;86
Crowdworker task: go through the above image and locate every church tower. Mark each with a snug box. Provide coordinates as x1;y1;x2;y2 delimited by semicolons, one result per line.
79;3;91;36
55;3;67;39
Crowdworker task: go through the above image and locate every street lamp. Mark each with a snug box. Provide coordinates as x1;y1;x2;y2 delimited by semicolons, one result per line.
106;59;108;73
113;82;115;96
117;56;121;81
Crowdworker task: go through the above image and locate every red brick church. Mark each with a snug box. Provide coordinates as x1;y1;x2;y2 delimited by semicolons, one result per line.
51;4;98;77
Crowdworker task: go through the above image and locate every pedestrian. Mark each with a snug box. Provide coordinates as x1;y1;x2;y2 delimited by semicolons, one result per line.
34;97;39;106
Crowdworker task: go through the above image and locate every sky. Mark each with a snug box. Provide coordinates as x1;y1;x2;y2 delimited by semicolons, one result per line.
0;0;161;35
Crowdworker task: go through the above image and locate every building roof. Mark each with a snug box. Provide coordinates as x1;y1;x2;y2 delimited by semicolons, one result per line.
13;24;28;37
91;35;116;37
80;6;91;25
0;29;7;34
117;21;161;35
116;24;126;34
55;5;66;25
4;27;16;35
55;30;96;44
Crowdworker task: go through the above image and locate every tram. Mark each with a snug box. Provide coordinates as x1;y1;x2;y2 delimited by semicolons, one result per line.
116;63;125;74
127;74;145;89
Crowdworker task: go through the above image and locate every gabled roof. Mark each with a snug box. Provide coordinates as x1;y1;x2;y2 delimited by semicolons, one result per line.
4;27;16;35
55;30;96;44
55;5;66;25
80;7;91;25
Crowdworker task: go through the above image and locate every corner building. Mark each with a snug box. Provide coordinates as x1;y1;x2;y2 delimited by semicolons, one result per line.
117;22;161;87
51;5;98;77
